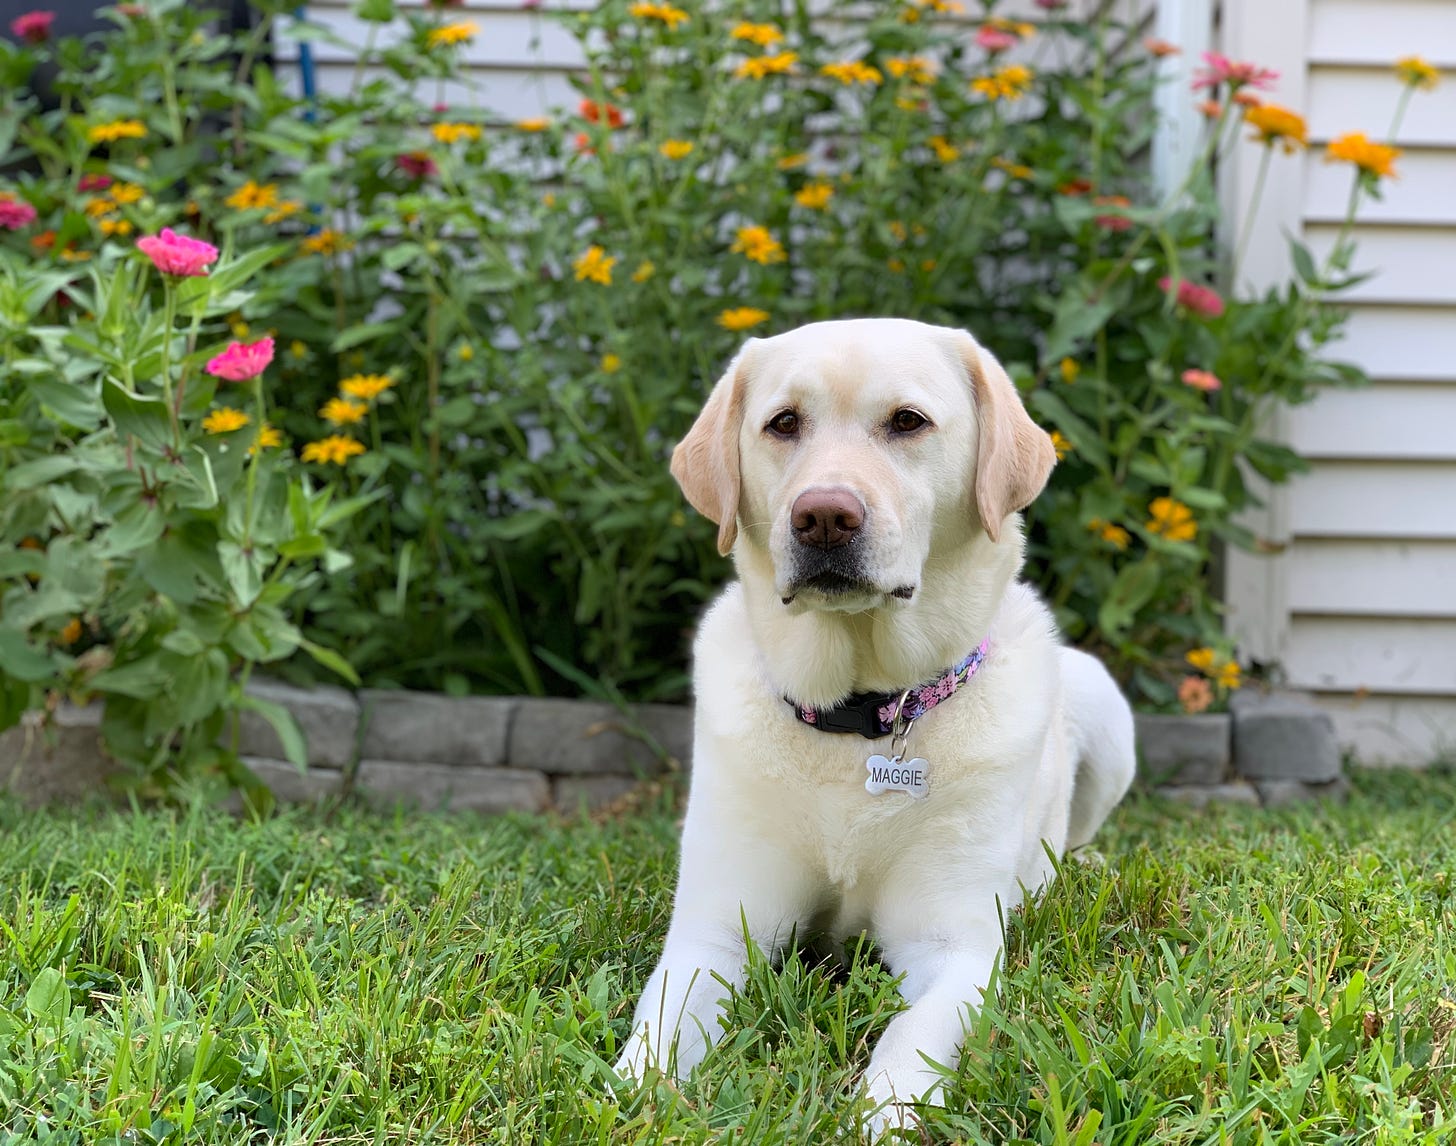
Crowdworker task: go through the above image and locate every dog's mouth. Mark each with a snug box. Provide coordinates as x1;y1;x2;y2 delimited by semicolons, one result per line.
781;572;916;606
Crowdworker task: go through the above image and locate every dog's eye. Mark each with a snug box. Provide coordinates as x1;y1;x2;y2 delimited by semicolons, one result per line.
766;410;800;437
890;408;929;434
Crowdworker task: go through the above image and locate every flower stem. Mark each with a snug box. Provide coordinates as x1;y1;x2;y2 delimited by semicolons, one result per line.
1231;145;1272;288
242;375;265;548
160;279;180;448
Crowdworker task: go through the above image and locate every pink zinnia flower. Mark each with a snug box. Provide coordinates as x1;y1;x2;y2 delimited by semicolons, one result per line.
1192;51;1278;92
1159;276;1225;319
1182;368;1222;392
78;173;113;192
206;337;275;382
396;151;438;178
0;195;38;230
976;26;1018;53
136;228;218;277
9;10;54;43
1034;0;1068;9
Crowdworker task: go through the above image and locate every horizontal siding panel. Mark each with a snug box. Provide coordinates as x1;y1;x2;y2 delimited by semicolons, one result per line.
1312;692;1456;766
1304;224;1456;305
288;7;588;69
1287;540;1456;616
1286;383;1456;459
1304;149;1456;225
1288;462;1456;538
1307;66;1456;149
1330;306;1456;382
1309;0;1456;67
1285;617;1456;693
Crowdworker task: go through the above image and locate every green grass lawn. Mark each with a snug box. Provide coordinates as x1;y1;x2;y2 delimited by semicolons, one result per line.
0;769;1452;1144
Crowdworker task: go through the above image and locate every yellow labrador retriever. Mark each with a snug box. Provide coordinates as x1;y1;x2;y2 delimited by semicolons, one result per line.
616;318;1135;1134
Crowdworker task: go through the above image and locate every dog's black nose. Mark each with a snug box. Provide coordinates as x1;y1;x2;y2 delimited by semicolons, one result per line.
791;488;865;550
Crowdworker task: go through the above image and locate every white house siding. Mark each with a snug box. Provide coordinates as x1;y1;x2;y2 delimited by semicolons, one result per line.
1222;0;1456;764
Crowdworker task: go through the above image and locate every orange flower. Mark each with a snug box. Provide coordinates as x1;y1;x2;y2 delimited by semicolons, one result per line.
301;435;366;465
731;225;785;265
736;52;798;79
1394;56;1439;91
1178;675;1213;714
1326;132;1401;179
718;307;769;331
1147;497;1197;543
1143;37;1180;58
1245;104;1308;153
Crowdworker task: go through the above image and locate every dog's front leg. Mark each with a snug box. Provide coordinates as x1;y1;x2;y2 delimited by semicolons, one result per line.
615;823;813;1083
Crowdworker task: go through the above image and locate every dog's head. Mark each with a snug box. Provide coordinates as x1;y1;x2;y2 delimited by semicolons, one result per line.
671;318;1056;612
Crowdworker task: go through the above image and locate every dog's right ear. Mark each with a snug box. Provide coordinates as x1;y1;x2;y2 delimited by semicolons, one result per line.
671;341;756;556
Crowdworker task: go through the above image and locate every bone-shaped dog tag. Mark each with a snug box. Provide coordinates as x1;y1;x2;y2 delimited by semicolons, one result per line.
865;754;929;798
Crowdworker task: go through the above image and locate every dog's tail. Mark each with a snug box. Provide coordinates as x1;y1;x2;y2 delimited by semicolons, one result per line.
1060;647;1137;850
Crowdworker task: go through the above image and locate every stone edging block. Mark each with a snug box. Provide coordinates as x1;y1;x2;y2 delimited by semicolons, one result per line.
1135;713;1230;786
355;761;550;814
508;697;691;775
1230;691;1341;783
237;678;359;769
359;690;514;766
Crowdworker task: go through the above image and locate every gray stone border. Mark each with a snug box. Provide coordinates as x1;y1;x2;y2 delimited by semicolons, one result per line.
3;681;1346;812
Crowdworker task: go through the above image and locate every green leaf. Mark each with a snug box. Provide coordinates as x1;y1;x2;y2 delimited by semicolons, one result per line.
235;692;309;769
300;638;360;686
25;967;70;1025
0;628;58;682
1097;558;1162;639
102;502;166;556
279;534;327;559
3;456;79;491
102;377;173;452
218;541;266;608
89;655;172;700
331;322;400;353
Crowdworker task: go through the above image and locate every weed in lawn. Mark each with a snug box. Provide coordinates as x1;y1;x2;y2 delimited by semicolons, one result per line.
0;769;1451;1143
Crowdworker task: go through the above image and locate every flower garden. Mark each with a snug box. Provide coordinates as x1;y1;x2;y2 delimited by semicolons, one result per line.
0;1;1440;784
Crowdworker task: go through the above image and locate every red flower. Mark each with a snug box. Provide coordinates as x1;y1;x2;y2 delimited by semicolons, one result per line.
1192;51;1278;93
206;337;275;382
9;10;54;43
975;26;1017;53
136;228;219;277
396;151;438;178
1057;178;1093;196
579;99;624;128
0;194;38;230
1181;368;1222;392
1159;276;1225;319
1093;195;1132;231
78;173;114;192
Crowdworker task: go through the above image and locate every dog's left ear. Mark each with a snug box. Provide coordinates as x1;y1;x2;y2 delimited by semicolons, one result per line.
950;330;1057;543
670;341;757;555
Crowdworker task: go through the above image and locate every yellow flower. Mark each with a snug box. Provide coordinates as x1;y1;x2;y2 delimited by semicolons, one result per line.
971;64;1034;102
301;229;352;255
202;407;251;434
718;307;770;331
1147;496;1197;542
1216;661;1243;690
225;180;280;211
928;135;959;163
340;373;394;401
1245;103;1309;154
908;0;964;14
457;343;474;361
230;319;250;338
1059;357;1079;384
887;257;905;273
736;51;798;79
88;119;147;143
794;182;834;209
1049;431;1071;460
629;2;688;29
1185;647;1217;672
886;56;936;84
320;397;369;425
99;218;133;236
301;435;366;465
775;152;808;170
731;225;785;265
84;197;118;218
109;182;144;205
574;245;617;285
1100;522;1130;550
991;156;1035;180
1325;132;1401;179
888;221;908;243
431;122;483;144
250;423;283;455
426;20;478;47
601;353;622;374
264;200;302;224
516;118;552;132
660;139;695;159
821;60;883;86
632;260;656;282
986;16;1035;39
59;617;83;646
1395;56;1439;91
731;22;783;47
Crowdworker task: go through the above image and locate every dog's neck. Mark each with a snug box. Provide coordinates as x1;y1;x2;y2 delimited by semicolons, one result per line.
735;529;1023;708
